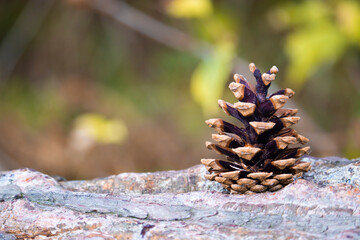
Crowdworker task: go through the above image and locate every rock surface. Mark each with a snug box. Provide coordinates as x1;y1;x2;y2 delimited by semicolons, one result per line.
0;156;360;239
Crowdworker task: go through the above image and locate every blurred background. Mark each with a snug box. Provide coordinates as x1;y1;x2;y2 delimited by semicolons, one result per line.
0;0;359;179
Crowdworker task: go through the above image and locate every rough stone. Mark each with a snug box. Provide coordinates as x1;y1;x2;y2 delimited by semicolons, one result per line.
302;156;360;188
0;156;359;239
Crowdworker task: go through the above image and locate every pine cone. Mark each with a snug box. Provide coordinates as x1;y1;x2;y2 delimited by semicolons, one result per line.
201;63;311;194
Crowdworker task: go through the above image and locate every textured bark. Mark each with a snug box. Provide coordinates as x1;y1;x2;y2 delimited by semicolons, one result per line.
0;156;359;239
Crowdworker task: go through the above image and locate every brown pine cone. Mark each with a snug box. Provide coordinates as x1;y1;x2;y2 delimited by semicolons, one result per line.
201;63;311;194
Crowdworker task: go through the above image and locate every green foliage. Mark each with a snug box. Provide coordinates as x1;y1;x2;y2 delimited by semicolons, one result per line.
190;42;235;115
285;21;346;88
0;79;66;129
273;0;360;89
185;4;238;116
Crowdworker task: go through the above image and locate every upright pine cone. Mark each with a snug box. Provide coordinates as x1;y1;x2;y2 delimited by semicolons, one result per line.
201;63;311;194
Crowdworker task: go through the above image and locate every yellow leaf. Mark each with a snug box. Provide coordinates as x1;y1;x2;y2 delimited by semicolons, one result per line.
73;113;128;145
166;0;213;19
336;0;360;45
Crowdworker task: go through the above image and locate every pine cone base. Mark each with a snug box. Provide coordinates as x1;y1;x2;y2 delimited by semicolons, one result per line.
201;63;311;194
202;159;311;194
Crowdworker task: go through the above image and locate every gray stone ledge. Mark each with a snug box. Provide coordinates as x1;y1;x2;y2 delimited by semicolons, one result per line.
0;156;359;239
